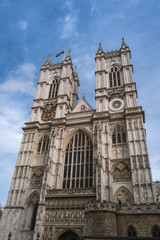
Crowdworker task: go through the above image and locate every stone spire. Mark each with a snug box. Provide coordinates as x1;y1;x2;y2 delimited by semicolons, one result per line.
121;37;128;49
65;49;71;62
96;42;104;56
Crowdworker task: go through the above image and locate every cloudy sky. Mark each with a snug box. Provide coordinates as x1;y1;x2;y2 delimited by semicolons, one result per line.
0;0;160;205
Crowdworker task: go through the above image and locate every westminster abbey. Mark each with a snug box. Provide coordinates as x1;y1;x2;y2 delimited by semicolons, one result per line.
0;39;160;240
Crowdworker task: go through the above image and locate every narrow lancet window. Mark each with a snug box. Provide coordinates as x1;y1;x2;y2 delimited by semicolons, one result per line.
37;136;49;154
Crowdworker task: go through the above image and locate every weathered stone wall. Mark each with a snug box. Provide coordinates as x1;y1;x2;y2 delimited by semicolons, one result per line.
117;213;160;237
85;210;117;237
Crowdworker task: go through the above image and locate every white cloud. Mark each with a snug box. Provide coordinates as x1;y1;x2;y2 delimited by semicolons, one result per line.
0;63;36;96
59;13;79;39
90;0;96;13
57;0;79;39
18;20;28;31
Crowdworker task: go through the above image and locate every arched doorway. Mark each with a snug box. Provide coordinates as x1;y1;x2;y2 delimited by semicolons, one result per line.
58;230;80;240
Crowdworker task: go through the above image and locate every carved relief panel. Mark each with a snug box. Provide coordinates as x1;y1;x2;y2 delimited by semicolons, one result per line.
111;160;131;182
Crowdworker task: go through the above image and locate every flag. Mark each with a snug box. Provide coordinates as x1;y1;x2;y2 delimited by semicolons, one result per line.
56;50;65;57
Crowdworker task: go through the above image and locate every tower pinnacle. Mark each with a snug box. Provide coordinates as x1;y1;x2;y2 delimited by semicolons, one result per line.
121;37;128;49
43;54;51;66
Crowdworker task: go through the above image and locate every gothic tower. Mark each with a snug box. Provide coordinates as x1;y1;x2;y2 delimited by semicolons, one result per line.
0;40;160;240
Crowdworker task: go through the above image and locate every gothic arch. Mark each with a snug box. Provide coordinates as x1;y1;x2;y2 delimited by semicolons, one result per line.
151;225;160;238
56;229;81;240
22;190;39;231
25;190;39;206
48;76;60;99
114;186;134;205
62;129;93;189
62;127;92;152
127;225;137;237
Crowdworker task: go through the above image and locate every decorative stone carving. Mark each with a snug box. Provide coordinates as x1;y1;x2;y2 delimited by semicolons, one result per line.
108;89;124;100
112;161;131;182
30;167;44;188
114;187;134;205
44;209;85;225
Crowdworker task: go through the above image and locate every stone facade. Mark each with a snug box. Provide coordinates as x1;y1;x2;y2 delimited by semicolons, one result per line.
0;39;160;240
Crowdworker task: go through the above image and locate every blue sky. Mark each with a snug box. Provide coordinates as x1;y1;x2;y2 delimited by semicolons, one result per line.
0;0;160;206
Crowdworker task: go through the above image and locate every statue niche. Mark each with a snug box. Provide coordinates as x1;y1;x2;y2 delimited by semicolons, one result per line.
114;186;134;205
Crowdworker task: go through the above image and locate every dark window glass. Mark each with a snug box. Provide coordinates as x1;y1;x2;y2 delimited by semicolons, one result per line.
72;179;75;188
152;225;160;238
67;179;70;188
122;133;126;143
128;226;137;237
76;179;79;188
72;165;75;178
112;134;116;144
64;166;67;178
80;179;83;188
31;203;38;231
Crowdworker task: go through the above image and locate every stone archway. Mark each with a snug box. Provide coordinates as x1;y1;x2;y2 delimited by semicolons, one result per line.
58;230;80;240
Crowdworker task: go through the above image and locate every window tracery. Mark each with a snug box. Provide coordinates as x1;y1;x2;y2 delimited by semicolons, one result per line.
109;67;121;87
37;136;49;154
63;131;93;189
152;225;160;238
49;78;59;98
128;225;137;237
112;125;126;144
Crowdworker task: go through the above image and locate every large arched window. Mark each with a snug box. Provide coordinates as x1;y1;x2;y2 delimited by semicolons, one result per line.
63;131;93;189
109;67;121;87
112;125;126;144
152;225;160;238
37;136;49;154
128;225;137;237
49;78;59;98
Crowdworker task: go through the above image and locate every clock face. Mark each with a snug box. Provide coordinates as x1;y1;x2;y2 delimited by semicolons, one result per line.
41;109;55;121
109;98;124;111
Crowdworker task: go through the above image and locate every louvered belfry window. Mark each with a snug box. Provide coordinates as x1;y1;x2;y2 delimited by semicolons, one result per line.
49;78;59;98
112;125;126;144
63;131;93;189
109;67;121;87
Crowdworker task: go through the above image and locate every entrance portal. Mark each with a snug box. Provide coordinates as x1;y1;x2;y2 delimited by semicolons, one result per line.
58;230;80;240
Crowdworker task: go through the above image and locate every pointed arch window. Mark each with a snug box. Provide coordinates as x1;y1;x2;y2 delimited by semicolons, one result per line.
152;225;160;238
128;225;137;237
37;136;49;154
112;125;126;144
49;78;59;98
63;131;93;189
109;67;121;87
